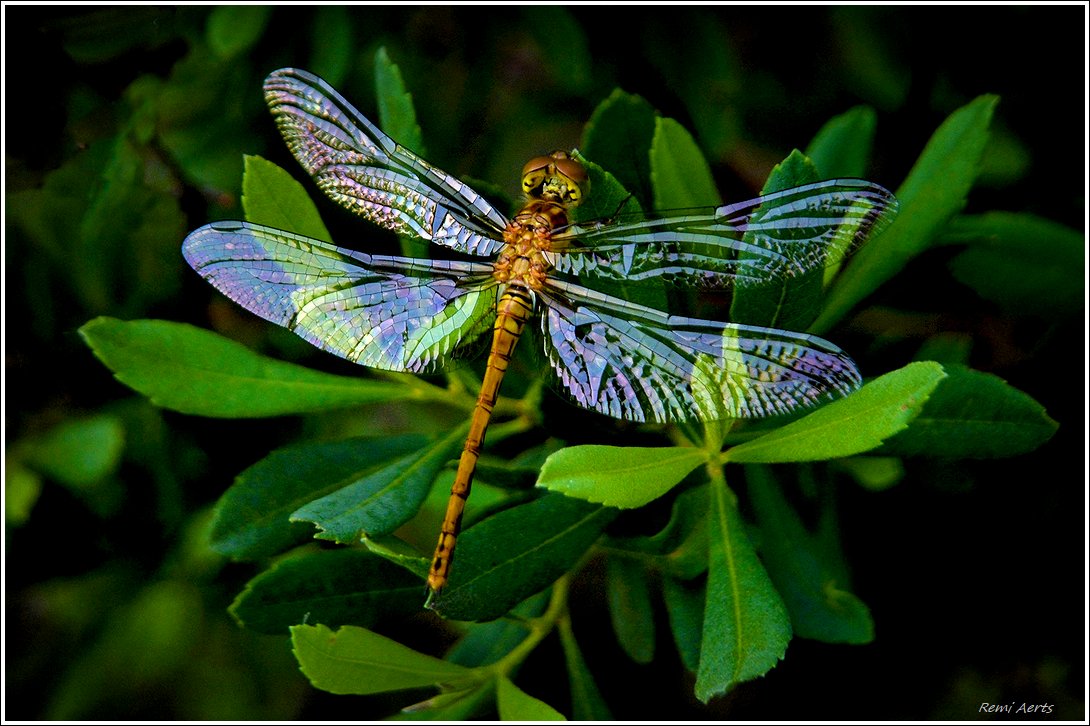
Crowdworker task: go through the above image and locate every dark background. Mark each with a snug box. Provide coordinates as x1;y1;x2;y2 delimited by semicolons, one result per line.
4;5;1085;720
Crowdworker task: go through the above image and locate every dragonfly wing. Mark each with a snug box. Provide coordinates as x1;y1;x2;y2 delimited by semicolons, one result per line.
263;68;508;257
538;281;861;422
548;179;897;288
183;221;498;373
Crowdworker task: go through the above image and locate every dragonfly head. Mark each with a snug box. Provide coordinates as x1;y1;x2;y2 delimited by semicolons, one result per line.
521;150;589;207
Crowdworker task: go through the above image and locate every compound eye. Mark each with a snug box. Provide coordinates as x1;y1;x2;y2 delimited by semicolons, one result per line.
521;155;554;179
553;155;588;185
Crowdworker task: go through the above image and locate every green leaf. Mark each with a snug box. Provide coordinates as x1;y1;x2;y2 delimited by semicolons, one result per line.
662;575;705;673
939;212;1084;317
209;434;429;559
374;46;425;157
813;95;999;333
746;466;874;644
726;361;947;463
695;480;791;702
206;6;270;59
537;445;706;509
603;485;709;580
394;682;495;721
878;365;1057;458
242;155;332;242
581;89;658;209
445;593;549;667
22;414;125;488
292;424;468;544
559;619;613;720
497;676;567;721
431;494;617;622
606;557;656;664
230;549;423;634
650;116;721;210
570;150;643;223
730;149;824;330
80;317;416;417
805;106;877;179
291;623;474;695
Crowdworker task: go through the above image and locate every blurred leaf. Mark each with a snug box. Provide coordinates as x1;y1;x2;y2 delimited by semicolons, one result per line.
559;619;613;720
650;116;721;210
662;574;705;672
23;414;125;489
832;7;910;111
230;549;423;634
47;580;203;719
726;361;947;463
5;457;43;525
730;149;824;330
374;46;426;157
695;480;791;702
292;425;467;544
497;676;566;721
805;105;877;179
913;332;973;367
523;6;592;95
939;212;1084;317
640;13;741;160
877;365;1058;458
606;557;656;664
814;95;999;333
538;445;705;509
292;623;475;695
308;7;353;86
206;6;271;59
156;50;258;194
210;434;429;560
581;89;658;209
431;494;617;622
242;155;332;241
746;465;874;643
47;7;177;63
80;317;417;417
8;134;185;317
835;456;905;491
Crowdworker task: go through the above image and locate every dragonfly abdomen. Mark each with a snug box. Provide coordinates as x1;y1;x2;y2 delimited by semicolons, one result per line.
427;285;536;593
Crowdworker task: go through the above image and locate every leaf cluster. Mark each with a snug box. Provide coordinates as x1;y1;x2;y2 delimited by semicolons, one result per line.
75;48;1066;718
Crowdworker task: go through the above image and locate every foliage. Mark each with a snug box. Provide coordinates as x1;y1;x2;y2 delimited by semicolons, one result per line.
6;5;1083;721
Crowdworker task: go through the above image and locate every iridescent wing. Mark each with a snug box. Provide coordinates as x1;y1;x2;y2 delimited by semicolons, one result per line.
537;279;861;422
547;179;897;289
183;221;498;373
263;68;508;257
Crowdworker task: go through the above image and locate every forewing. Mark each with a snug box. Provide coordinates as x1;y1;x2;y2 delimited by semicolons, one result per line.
183;221;497;373
547;179;897;289
538;281;861;423
263;68;508;257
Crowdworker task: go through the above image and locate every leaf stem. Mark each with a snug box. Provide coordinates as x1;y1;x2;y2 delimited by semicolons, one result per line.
488;575;570;679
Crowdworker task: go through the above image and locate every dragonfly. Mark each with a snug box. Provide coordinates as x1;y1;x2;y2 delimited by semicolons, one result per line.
182;68;898;596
